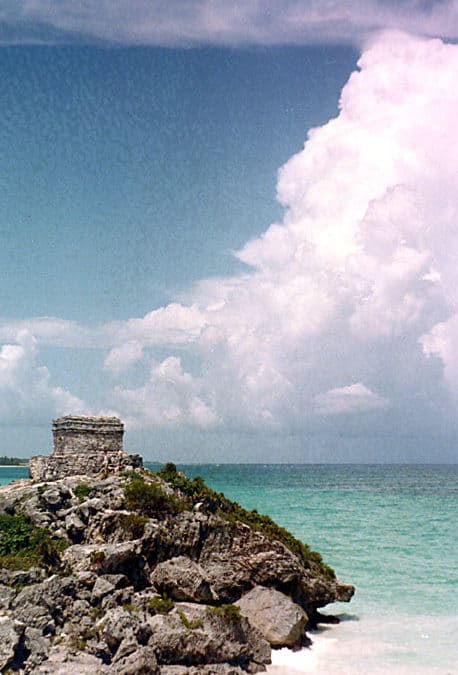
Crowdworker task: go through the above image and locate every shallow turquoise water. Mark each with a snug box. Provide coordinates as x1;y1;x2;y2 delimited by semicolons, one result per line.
2;463;457;672
0;466;29;485
171;464;458;674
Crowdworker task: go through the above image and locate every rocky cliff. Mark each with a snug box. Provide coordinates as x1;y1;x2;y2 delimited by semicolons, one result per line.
0;465;354;674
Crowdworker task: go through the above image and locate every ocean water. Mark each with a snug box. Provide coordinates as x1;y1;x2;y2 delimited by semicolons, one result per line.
176;464;458;674
2;463;457;673
0;466;29;486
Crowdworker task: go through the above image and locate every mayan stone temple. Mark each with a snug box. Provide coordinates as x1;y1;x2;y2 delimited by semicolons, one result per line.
28;415;142;482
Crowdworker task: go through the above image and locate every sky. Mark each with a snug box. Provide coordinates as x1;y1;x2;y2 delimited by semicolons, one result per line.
1;2;458;463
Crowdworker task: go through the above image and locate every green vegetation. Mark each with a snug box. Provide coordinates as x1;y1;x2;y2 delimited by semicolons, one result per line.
89;550;105;565
0;456;28;466
157;463;335;580
122;603;139;613
178;610;203;630
0;513;67;570
117;513;148;539
74;484;95;503
206;603;241;625
148;595;175;615
124;472;186;517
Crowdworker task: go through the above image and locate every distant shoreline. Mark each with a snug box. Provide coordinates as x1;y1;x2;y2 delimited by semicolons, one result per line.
0;464;28;468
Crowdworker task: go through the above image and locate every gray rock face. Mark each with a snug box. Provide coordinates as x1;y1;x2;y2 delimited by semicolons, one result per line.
0;469;354;673
146;603;270;672
150;556;218;603
0;616;22;671
237;586;308;647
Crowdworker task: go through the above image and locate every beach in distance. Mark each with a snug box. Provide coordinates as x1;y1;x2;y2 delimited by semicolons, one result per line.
2;462;456;674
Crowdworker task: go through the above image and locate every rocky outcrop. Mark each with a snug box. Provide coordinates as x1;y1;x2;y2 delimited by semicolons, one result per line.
0;469;354;673
237;586;308;647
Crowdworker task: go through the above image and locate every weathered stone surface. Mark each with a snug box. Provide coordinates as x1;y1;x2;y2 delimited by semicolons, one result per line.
237;586;307;647
35;648;111;673
29;416;142;482
0;615;22;671
52;416;124;455
12;576;76;634
112;638;159;674
91;575;117;602
23;626;52;669
146;603;270;672
151;556;218;603
98;607;151;652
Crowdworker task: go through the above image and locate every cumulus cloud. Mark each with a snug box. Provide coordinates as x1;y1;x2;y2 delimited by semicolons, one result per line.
113;356;219;430
0;318;92;348
314;383;390;416
107;30;458;432
0;331;88;424
3;30;458;440
1;1;458;46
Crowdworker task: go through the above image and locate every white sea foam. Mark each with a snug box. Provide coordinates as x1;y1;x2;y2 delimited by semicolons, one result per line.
267;637;334;673
266;613;458;674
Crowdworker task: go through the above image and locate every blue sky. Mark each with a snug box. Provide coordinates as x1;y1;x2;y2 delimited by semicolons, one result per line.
1;2;458;463
1;45;355;322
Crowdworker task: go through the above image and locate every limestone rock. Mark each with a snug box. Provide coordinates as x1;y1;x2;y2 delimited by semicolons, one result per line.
35;648;111;673
112;640;159;674
150;556;218;603
237;585;307;647
146;603;270;672
0;615;22;671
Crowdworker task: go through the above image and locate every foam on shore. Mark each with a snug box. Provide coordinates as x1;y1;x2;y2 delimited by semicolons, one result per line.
267;612;458;674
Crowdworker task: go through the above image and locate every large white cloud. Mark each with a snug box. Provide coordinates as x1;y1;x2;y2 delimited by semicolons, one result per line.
3;30;458;439
1;1;458;46
103;31;458;433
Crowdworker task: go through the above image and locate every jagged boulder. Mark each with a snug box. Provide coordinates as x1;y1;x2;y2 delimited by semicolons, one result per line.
237;585;307;647
150;556;218;603
145;603;270;672
0;616;22;671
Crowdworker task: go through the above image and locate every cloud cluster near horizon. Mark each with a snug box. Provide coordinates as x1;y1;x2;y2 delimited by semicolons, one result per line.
2;30;458;439
1;1;458;47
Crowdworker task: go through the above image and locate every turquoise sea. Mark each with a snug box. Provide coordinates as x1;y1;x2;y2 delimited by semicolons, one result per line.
2;464;457;674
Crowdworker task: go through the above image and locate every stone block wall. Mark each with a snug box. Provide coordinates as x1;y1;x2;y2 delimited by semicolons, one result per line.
29;415;143;482
53;416;124;454
29;451;143;482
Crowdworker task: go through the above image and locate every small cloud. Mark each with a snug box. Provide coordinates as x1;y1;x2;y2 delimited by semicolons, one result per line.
314;383;390;416
104;340;144;375
113;356;219;430
0;331;89;424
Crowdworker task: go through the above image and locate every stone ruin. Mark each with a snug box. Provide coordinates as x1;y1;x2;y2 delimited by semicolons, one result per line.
29;415;142;482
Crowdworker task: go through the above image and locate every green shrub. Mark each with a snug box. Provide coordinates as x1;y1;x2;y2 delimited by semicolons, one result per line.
124;474;186;517
74;484;94;503
178;611;203;630
117;513;148;539
206;604;241;625
122;603;139;613
0;513;67;570
148;595;175;615
89;550;105;565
